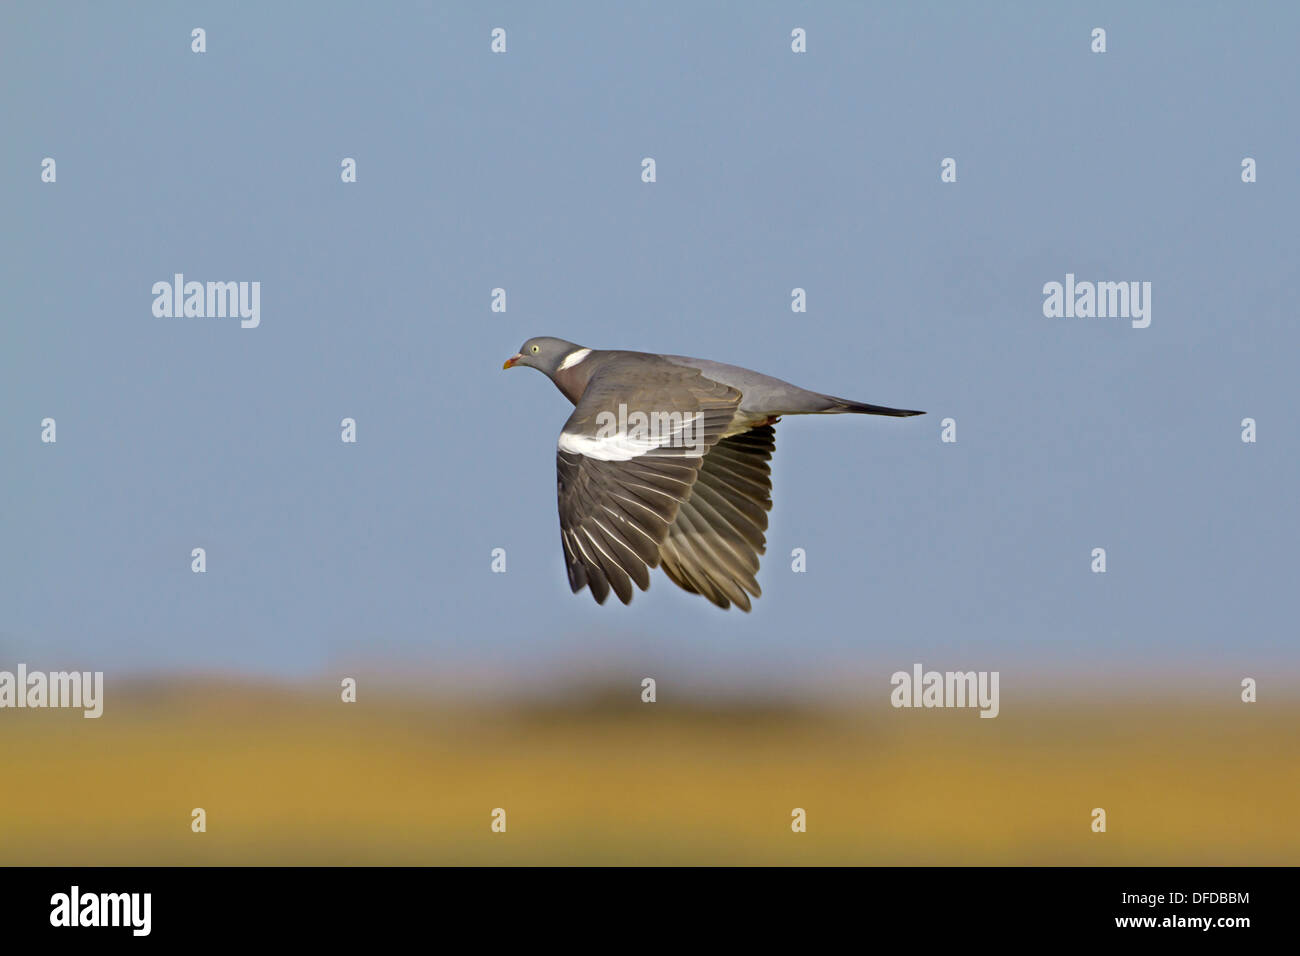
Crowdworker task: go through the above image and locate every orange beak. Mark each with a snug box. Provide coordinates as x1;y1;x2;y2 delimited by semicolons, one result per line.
503;353;522;369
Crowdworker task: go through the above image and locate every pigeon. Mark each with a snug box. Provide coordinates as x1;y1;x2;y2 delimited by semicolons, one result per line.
503;337;923;611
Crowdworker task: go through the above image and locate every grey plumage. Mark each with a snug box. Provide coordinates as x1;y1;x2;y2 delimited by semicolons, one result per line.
503;337;922;610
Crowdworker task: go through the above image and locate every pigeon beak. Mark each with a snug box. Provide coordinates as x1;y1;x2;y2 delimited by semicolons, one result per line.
503;353;523;369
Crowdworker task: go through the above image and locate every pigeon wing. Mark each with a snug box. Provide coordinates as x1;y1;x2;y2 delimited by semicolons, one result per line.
556;360;741;604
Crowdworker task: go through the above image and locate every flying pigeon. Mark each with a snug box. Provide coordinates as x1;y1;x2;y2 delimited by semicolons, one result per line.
503;337;923;611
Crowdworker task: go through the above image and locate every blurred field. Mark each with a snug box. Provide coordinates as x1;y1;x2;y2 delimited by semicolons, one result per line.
1;679;1296;865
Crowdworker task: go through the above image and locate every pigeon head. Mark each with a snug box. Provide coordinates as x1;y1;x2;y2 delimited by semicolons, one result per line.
502;337;587;378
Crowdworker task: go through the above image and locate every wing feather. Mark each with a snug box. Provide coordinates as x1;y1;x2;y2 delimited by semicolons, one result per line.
556;360;741;604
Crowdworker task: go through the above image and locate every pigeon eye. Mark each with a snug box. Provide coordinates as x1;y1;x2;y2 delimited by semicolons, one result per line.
530;345;540;354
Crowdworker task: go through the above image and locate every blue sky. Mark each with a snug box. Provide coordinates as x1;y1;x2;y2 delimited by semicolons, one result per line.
3;2;1297;692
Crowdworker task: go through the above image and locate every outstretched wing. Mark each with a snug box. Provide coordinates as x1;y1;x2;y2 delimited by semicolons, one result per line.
556;359;741;604
659;424;775;611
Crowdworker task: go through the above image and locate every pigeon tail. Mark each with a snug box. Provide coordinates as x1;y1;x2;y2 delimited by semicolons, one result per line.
824;396;925;417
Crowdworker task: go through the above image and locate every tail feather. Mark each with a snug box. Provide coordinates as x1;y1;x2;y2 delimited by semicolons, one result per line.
826;396;924;417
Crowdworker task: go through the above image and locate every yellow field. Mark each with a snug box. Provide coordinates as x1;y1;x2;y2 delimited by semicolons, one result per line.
1;680;1295;865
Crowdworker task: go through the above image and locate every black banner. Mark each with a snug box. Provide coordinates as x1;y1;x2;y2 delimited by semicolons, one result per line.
0;866;1281;941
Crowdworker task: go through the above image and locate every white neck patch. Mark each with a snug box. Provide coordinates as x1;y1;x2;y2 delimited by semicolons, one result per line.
558;347;592;371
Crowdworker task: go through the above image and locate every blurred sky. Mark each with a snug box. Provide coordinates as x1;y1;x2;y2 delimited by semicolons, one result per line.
3;2;1297;692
